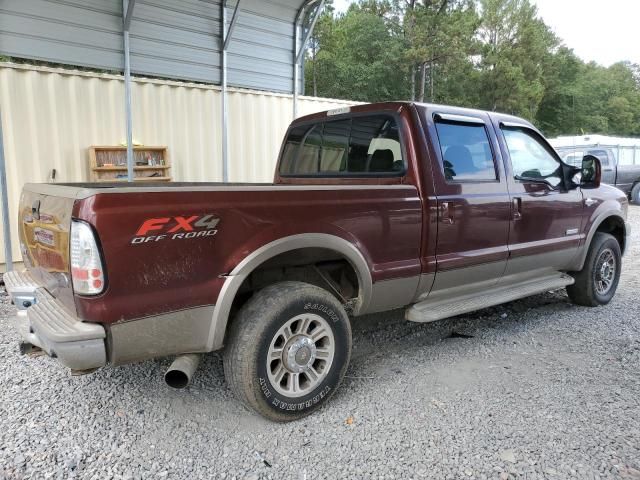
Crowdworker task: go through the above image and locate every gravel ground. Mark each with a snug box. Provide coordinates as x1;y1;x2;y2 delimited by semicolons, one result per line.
1;207;639;480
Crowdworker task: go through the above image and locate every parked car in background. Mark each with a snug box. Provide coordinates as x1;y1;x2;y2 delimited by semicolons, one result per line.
554;145;640;204
4;102;630;421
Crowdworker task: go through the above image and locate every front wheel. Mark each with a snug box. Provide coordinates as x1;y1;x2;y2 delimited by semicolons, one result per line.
223;281;352;421
567;232;622;306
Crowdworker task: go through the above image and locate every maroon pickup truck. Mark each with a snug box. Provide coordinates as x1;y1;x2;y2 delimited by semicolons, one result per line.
5;102;630;421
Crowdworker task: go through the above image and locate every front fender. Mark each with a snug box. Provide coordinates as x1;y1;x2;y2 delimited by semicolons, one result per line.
570;198;628;270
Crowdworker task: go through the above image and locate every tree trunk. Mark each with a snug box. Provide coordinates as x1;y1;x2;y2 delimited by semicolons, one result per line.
430;61;435;102
410;64;416;101
312;42;317;97
405;1;417;101
418;62;427;102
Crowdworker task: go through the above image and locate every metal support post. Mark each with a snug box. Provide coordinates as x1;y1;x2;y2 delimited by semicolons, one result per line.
0;106;13;271
221;0;242;183
293;0;324;119
123;0;136;182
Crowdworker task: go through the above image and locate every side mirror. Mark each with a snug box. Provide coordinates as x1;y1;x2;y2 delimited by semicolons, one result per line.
580;154;601;189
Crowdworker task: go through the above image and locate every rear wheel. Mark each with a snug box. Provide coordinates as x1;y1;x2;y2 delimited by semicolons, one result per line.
567;232;621;306
223;281;351;421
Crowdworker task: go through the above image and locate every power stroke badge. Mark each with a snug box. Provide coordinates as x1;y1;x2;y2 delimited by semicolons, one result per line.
131;215;219;244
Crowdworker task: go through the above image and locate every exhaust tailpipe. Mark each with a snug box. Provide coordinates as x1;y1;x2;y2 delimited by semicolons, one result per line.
165;354;201;389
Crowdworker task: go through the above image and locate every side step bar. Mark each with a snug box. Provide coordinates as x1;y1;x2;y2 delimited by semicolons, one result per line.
406;273;574;323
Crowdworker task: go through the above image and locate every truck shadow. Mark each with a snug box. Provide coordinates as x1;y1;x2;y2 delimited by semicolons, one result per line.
100;289;574;397
62;288;595;429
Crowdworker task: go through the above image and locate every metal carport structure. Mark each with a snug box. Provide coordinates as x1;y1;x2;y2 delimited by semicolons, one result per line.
0;0;326;271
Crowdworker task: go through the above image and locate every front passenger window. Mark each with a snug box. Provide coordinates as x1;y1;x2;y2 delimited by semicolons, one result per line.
502;128;562;187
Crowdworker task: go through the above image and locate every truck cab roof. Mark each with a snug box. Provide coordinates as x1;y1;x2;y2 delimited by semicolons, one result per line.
292;101;536;132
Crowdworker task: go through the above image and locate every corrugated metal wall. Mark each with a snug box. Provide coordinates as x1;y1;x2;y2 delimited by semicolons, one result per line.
0;62;359;266
0;0;302;92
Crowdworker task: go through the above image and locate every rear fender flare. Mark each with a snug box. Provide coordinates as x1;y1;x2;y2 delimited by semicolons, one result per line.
205;233;372;351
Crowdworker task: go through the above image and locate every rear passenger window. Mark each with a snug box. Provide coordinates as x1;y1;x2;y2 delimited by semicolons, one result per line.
279;115;404;176
434;120;497;181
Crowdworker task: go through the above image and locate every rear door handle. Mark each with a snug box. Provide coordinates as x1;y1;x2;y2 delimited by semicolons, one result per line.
512;197;522;220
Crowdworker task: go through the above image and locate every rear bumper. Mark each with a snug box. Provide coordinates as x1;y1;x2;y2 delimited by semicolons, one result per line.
4;270;106;371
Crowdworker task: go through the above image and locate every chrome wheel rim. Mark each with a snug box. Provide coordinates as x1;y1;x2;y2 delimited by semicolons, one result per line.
266;313;335;398
594;248;616;295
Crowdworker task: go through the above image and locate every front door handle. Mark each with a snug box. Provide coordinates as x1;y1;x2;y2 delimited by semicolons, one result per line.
440;202;453;224
512;197;522;220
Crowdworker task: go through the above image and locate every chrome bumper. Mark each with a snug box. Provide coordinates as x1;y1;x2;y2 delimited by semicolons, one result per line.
3;270;106;371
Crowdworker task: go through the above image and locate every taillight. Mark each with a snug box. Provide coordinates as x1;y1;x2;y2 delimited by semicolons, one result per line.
70;220;105;295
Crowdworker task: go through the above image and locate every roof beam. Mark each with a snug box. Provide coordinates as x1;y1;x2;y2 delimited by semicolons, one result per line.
223;0;242;51
293;0;325;118
296;0;324;64
123;0;136;31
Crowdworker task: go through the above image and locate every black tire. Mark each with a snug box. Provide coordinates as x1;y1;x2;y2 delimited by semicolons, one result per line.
631;183;640;205
567;232;622;307
223;281;352;421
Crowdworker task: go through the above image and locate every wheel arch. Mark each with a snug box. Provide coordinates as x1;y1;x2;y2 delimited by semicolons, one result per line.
573;212;628;271
206;233;373;351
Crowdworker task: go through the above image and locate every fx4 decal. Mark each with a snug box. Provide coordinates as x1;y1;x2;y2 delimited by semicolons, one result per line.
131;215;219;244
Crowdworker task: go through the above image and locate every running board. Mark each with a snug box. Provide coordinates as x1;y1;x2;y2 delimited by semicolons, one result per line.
406;273;574;323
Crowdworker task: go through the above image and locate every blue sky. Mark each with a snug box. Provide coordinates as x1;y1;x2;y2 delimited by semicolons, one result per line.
331;0;640;67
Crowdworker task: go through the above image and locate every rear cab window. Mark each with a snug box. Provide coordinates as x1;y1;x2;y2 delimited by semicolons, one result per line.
279;114;405;177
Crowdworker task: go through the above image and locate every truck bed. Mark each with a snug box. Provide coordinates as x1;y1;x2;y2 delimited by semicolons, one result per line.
18;181;423;327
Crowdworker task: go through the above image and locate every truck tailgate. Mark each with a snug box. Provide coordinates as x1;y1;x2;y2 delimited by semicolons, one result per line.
18;185;77;312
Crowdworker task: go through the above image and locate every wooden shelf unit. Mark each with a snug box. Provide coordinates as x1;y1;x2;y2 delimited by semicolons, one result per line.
89;146;171;182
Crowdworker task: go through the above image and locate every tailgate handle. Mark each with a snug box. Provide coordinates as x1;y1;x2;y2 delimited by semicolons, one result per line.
31;200;41;220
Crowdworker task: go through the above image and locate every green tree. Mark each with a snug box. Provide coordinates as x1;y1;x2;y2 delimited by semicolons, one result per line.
306;1;337;97
476;0;557;118
566;61;640;135
304;4;409;101
304;0;640;137
535;47;582;136
404;0;478;102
